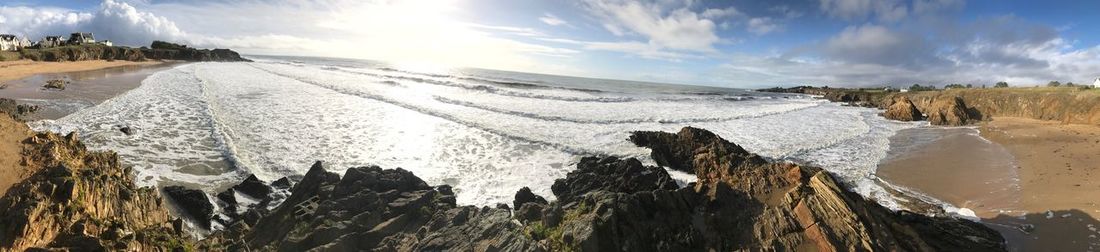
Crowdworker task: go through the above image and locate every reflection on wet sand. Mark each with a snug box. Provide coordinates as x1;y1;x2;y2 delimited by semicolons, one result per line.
0;63;181;120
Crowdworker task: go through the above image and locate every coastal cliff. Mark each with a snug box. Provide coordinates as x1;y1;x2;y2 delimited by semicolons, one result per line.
15;41;249;62
0;114;193;251
0;110;1004;250
761;87;1100;126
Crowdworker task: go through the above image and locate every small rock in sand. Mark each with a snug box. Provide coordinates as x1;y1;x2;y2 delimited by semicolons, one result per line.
119;126;135;135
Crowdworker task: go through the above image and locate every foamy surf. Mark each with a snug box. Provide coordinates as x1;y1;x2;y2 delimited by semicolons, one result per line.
32;58;924;209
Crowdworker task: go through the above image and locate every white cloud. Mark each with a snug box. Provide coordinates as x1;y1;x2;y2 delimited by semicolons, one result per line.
538;13;567;26
747;17;781;35
581;0;721;52
0;0;183;46
819;0;908;22
701;7;741;19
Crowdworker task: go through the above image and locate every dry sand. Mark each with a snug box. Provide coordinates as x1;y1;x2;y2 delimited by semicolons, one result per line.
879;117;1100;251
0;114;31;196
0;60;162;83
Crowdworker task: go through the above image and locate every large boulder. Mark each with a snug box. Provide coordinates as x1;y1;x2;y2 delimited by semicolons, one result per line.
162;186;214;229
883;96;924;121
232;174;273;201
927;96;971;126
513;186;547;209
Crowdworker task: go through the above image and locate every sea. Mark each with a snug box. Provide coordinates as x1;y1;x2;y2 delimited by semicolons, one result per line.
30;56;930;210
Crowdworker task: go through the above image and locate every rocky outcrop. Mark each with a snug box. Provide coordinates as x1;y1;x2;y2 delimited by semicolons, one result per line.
141;41;250;62
0;129;193;251
881;89;1100;126
163;186;214;229
19;44;146;62
200;161;537;251
924;96;972;126
882;96;924;121
0;98;38;121
16;42;249;62
626;127;1005;251
200;127;1004;251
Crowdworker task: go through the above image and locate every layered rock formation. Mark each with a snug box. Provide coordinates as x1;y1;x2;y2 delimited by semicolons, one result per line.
761;86;1100;126
0;116;193;251
879;89;1100;125
882;96;924;121
201;127;1004;251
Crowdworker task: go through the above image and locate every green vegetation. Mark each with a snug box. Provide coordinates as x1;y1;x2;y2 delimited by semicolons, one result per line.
943;83;972;89
1047;81;1062;87
994;81;1009;88
908;84;937;91
0;51;21;61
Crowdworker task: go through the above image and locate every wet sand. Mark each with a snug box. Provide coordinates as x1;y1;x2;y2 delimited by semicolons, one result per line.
878;118;1100;251
0;62;180;120
0;60;163;82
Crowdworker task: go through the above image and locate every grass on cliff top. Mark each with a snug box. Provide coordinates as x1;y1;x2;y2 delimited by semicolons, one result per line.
0;52;20;61
935;86;1100;96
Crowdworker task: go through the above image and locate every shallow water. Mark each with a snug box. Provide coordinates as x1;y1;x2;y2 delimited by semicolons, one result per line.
31;57;922;208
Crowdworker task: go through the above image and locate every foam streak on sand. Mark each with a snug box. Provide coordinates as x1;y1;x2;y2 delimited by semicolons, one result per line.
33;60;921;207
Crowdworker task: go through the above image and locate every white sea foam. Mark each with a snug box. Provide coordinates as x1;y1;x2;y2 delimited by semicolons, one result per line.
32;61;922;208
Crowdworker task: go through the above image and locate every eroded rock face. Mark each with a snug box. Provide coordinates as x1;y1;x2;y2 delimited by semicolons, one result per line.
0;131;192;251
883;96;925;121
926;96;972;126
626;127;1004;251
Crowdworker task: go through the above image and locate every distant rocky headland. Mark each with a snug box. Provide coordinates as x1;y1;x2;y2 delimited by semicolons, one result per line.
12;41;249;62
0;110;1005;251
760;86;1100;126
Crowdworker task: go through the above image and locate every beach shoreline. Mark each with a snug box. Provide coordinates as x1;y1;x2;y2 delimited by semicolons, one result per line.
1;60;180;120
877;117;1100;251
0;60;165;83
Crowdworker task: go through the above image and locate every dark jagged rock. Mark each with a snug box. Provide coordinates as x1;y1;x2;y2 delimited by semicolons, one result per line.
199;161;538;251
142;41;250;62
0;98;39;121
119;126;135;135
232;174;272;201
513;186;547;208
271;177;291;189
162;186;213;229
619;127;1005;251
216;189;237;213
551;156;679;201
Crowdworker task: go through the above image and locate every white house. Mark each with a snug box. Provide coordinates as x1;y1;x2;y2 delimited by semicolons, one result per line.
0;34;31;51
1094;78;1100;88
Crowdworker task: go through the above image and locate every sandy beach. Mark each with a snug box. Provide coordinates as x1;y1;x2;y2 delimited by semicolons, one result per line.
0;60;163;83
1;60;177;120
879;117;1100;251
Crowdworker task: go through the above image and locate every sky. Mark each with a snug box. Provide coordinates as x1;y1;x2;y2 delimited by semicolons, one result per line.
1;0;1099;88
